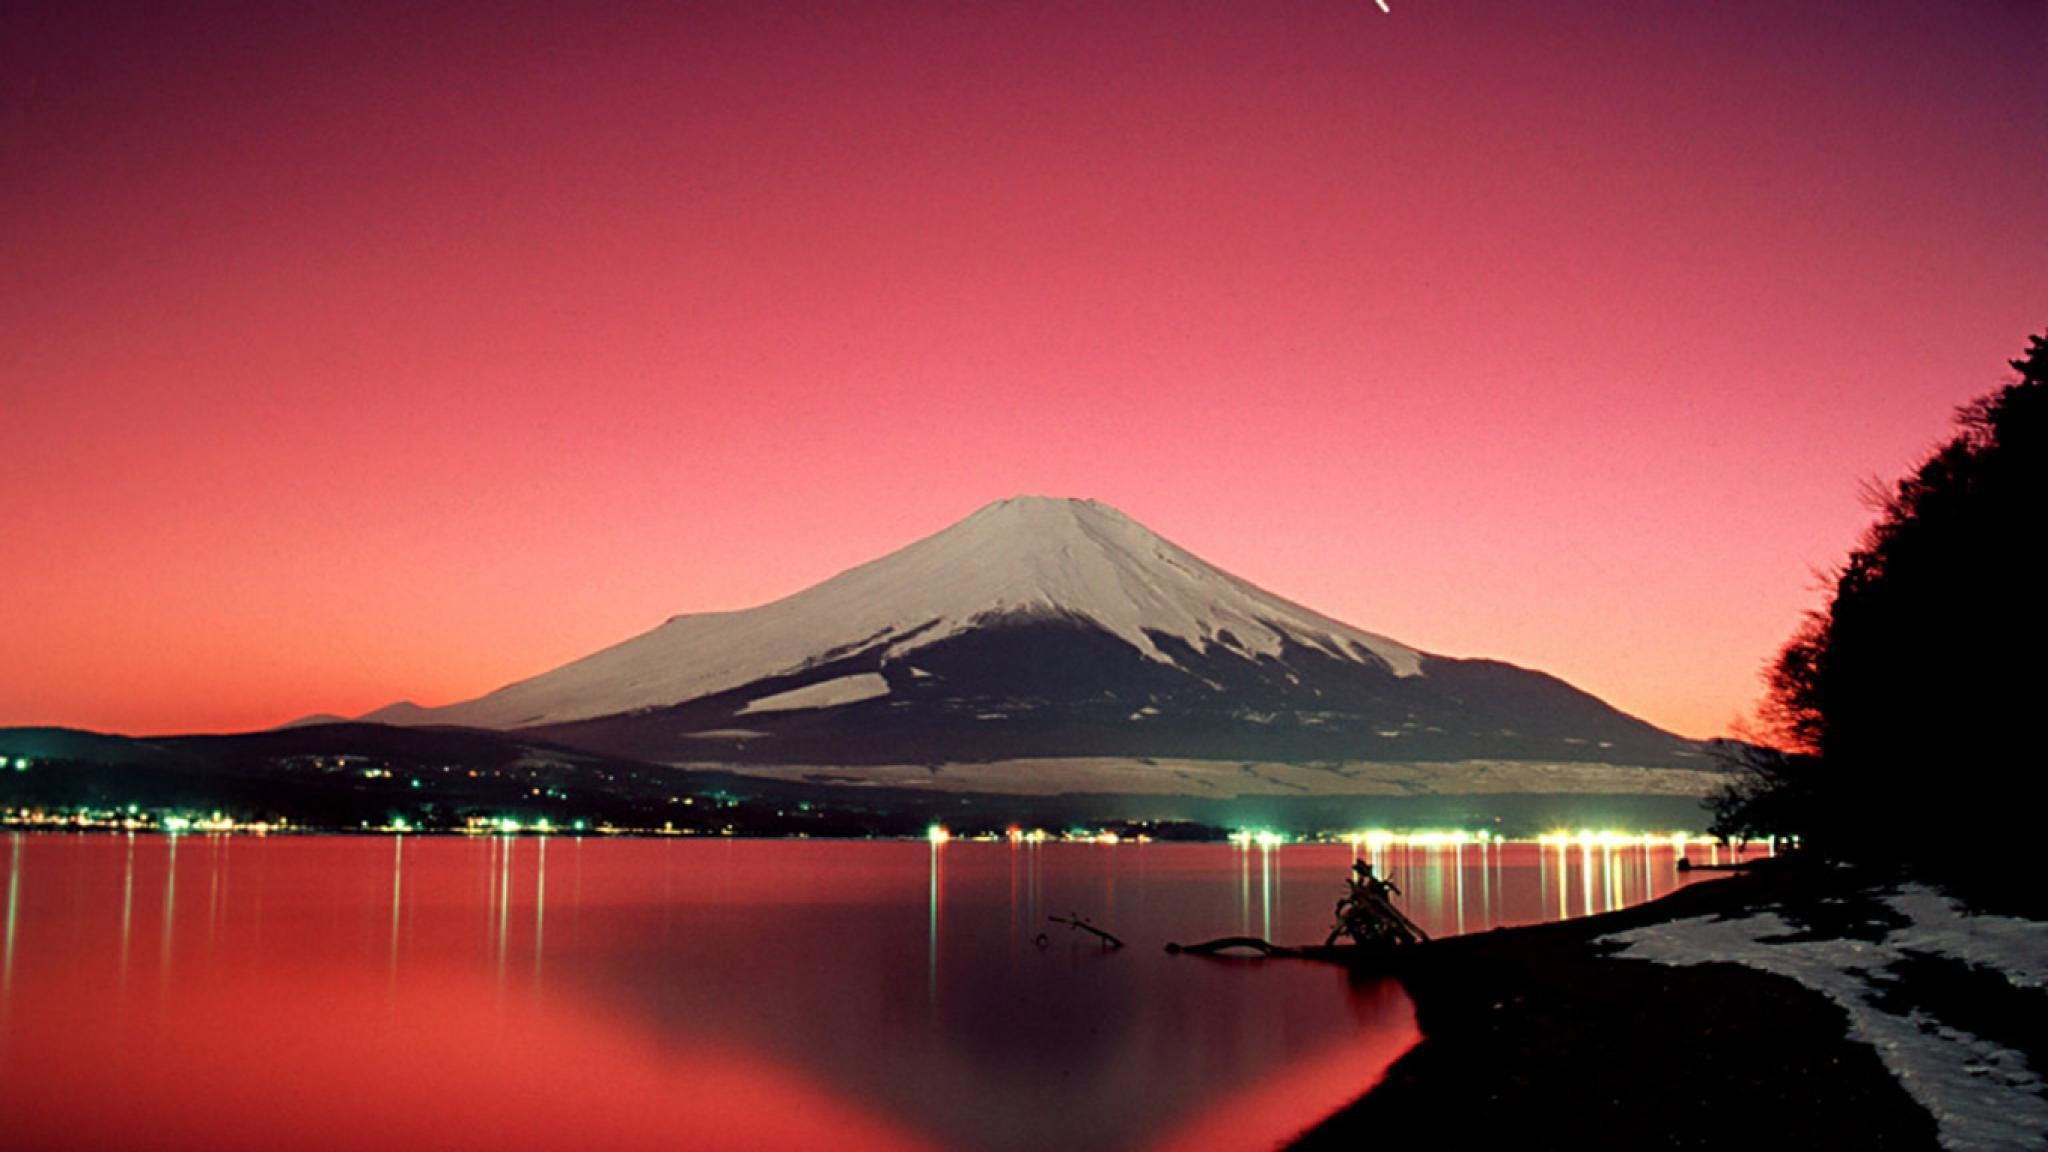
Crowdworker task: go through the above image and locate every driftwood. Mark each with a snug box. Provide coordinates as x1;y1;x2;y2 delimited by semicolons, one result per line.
1166;935;1303;957
1676;857;1755;873
1326;868;1430;948
1372;895;1431;944
1165;936;1409;969
1167;862;1429;969
1048;913;1126;949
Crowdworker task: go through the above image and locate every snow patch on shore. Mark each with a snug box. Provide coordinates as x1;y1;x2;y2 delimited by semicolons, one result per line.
1604;885;2048;1151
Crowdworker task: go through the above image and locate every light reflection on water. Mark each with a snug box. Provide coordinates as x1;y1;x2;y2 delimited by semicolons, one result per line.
1215;836;1756;947
2;833;18;1001
0;833;1752;1152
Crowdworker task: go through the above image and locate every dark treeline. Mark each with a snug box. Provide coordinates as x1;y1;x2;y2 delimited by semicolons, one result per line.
1714;331;2046;902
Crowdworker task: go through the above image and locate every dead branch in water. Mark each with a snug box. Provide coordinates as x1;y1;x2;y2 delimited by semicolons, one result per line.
1165;936;1300;957
1048;913;1125;949
1165;936;1417;970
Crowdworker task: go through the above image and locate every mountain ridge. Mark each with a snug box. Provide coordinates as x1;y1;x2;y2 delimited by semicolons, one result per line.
365;496;1427;729
357;497;1702;776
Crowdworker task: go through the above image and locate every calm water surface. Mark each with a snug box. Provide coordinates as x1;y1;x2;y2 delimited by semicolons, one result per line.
0;834;1752;1151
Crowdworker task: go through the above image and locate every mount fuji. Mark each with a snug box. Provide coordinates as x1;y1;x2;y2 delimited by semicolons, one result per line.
363;497;1707;792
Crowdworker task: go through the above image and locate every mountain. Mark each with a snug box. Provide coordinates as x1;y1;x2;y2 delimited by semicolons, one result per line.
274;712;352;730
376;496;1419;728
363;497;1706;781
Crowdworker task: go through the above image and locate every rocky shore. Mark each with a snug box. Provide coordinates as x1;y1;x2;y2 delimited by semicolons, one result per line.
1290;860;2048;1150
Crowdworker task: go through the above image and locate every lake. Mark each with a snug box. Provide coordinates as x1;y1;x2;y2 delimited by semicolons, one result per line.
0;833;1752;1151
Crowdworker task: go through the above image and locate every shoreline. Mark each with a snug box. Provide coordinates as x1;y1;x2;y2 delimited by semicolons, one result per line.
1291;862;1942;1149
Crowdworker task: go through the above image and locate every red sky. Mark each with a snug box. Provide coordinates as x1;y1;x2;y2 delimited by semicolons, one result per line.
5;0;2045;738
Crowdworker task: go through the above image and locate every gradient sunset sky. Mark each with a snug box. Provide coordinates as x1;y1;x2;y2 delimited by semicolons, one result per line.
5;0;2045;738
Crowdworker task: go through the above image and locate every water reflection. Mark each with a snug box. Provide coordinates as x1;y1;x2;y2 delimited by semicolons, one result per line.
1581;838;1596;915
928;835;942;1009
0;835;1757;1152
1261;841;1276;943
1238;840;1251;936
1304;836;1759;944
495;835;511;984
3;833;19;1003
159;833;177;984
1452;840;1464;936
207;834;225;955
390;835;404;982
534;836;547;984
118;833;134;981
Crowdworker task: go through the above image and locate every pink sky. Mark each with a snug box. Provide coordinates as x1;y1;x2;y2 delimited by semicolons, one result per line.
5;0;2045;738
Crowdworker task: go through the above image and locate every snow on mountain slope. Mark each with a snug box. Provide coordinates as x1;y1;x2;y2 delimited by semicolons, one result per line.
377;497;1425;729
737;673;892;715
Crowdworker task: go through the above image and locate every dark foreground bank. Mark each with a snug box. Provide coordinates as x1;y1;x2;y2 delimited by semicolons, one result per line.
1291;861;1940;1150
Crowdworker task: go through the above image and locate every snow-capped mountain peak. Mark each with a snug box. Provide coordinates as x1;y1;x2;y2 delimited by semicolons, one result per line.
864;496;1421;672
368;496;1422;729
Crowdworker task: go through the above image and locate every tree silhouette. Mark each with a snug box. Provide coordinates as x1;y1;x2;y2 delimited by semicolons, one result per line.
1716;331;2047;893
